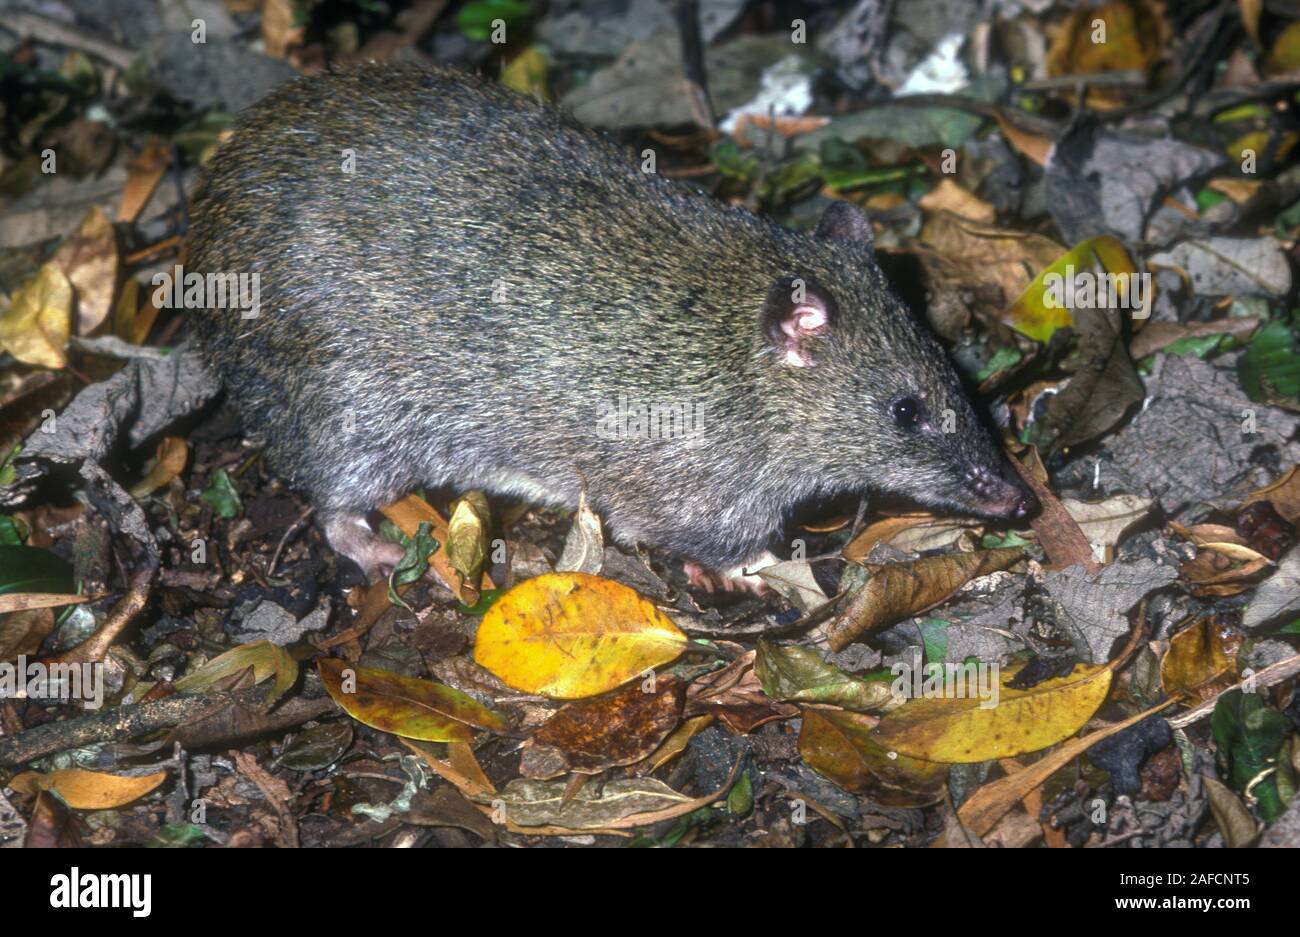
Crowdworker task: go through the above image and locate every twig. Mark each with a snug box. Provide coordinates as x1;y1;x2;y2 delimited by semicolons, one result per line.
267;507;314;578
675;0;714;131
0;694;228;767
3;12;135;70
51;570;151;665
232;750;299;848
1167;654;1300;729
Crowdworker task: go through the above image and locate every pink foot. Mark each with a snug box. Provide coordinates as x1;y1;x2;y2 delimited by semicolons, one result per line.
323;513;407;581
684;551;779;595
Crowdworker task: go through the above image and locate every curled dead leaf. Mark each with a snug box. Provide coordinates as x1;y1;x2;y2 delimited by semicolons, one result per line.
825;547;1024;651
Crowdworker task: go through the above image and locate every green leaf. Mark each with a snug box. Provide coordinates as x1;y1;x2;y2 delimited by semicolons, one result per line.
1211;689;1288;822
387;521;438;609
726;771;753;817
711;139;761;181
915;618;949;663
0;515;27;545
0;443;20;486
976;345;1023;381
200;468;242;519
754;639;895;712
981;530;1032;550
1238;319;1300;403
0;545;74;595
458;0;532;42
1162;333;1233;359
147;823;208;848
1195;188;1228;213
457;588;505;617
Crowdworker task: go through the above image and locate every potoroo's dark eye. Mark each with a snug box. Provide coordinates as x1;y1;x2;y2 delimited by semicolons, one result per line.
891;396;922;429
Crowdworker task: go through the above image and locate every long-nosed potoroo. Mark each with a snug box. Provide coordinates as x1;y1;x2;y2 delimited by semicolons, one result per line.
188;64;1037;591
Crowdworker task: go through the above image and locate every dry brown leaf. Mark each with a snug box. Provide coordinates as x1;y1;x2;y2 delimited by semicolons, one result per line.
520;675;686;778
8;768;167;809
0;607;56;660
129;436;188;499
50;206;118;335
918;179;996;224
685;649;799;733
403;738;496;799
0;592;92;615
1160;616;1243;702
995;111;1052;166
843;513;974;561
1244;465;1300;524
825;547;1024;651
117;138;170;223
261;0;304;59
918;212;1066;312
1012;449;1101;574
799;706;947;806
1129;317;1260;360
635;714;714;776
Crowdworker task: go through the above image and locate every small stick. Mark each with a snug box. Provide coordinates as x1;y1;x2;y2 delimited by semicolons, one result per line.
267;506;315;577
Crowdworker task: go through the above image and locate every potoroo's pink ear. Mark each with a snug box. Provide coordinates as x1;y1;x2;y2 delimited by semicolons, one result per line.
762;276;836;368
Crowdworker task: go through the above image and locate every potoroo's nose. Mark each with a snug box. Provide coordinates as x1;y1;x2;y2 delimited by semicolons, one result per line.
1010;489;1039;520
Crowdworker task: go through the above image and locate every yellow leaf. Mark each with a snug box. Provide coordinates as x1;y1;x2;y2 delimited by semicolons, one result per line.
172;639;297;706
1227;130;1271;163
474;572;688;698
319;658;508;742
446;490;490;585
951;698;1178;837
1002;236;1138;342
1044;1;1167;107
112;275;141;341
1160;616;1242;701
9;768;166;809
1269;20;1300;72
871;661;1113;763
0;263;72;368
501;46;550;99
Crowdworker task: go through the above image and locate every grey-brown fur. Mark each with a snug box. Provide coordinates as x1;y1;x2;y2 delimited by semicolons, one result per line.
188;63;1033;577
